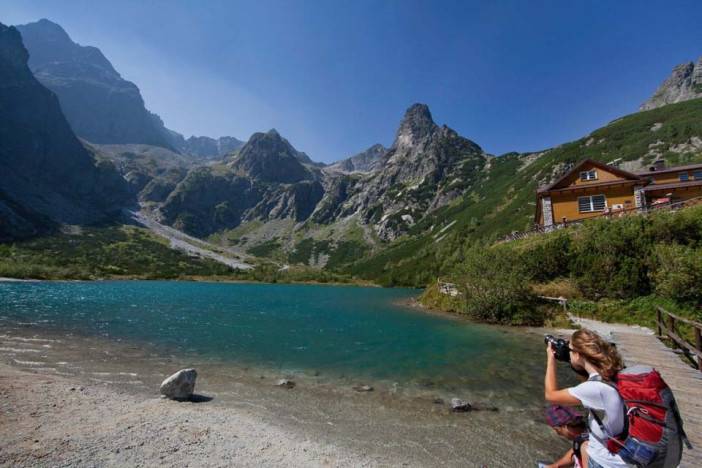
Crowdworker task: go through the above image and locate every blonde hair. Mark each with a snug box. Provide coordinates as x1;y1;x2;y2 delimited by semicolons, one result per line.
571;328;624;381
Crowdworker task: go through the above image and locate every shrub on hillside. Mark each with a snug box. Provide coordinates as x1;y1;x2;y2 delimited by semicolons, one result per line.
457;245;538;324
516;230;572;282
648;205;702;247
569;216;653;299
651;244;702;306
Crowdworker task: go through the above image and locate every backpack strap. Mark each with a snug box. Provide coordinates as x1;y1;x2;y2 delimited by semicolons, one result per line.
586;375;629;448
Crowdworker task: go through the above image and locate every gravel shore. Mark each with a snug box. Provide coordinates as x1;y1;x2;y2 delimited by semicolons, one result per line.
0;363;377;467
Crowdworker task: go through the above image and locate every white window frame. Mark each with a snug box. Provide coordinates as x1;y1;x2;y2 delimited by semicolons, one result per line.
580;169;598;181
578;194;607;213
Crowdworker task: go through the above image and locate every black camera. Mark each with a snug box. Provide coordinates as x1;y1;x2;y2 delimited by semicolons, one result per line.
544;334;570;363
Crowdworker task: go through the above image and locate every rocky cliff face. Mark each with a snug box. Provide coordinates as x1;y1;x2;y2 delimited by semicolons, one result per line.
640;57;702;110
16;19;175;149
327;144;386;173
0;22;131;241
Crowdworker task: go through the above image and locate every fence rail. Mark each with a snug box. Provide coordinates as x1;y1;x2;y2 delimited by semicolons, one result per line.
655;306;702;371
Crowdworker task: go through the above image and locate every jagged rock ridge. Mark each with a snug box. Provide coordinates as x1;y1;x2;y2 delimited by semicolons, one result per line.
641;57;702;111
166;133;245;159
156;103;487;244
0;22;131;241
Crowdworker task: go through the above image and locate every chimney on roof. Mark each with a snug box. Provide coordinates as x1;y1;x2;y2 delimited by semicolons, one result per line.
649;157;666;172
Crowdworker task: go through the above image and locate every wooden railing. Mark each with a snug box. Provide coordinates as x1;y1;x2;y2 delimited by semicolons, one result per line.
537;295;568;311
656;307;702;371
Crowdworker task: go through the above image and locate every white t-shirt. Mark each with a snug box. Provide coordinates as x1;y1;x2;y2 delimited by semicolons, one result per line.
568;373;632;468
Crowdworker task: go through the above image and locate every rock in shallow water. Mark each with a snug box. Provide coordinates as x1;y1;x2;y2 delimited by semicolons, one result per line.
160;368;197;400
450;398;472;412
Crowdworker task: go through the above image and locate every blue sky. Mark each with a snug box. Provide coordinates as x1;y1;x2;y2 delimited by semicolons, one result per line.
4;1;702;162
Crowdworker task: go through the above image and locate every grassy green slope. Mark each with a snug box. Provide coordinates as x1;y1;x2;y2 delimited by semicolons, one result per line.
0;225;234;280
342;98;702;286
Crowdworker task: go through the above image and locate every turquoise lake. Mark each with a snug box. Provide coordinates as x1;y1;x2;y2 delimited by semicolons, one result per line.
0;280;554;405
0;280;573;464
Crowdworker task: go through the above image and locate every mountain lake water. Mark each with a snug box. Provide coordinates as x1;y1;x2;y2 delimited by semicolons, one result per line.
0;280;576;465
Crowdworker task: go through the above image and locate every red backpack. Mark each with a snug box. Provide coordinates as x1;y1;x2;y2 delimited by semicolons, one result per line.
590;365;692;467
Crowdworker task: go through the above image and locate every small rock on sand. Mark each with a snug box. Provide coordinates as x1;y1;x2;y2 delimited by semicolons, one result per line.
160;368;197;400
276;379;295;389
450;398;472;412
353;385;373;392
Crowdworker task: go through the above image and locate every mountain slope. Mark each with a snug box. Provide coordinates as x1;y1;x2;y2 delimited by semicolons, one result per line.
0;22;131;241
90;144;194;202
345;98;702;286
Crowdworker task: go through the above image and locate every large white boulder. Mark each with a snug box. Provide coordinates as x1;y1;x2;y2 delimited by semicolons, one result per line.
160;368;197;400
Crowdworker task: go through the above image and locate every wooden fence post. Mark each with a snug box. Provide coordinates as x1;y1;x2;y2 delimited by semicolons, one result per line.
696;327;702;371
668;314;677;350
656;308;662;337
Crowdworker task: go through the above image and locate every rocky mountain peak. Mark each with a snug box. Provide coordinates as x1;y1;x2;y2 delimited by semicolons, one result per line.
18;19;117;77
231;130;312;183
16;19;173;149
28;18;71;42
393;103;437;149
640;57;702;111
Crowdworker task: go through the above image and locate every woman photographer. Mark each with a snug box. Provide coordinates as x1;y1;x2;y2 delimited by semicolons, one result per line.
544;329;630;468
